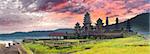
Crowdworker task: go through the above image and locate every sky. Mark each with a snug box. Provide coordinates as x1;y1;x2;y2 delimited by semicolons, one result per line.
0;0;149;34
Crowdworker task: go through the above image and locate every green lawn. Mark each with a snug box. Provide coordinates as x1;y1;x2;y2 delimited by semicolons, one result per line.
23;35;150;54
74;35;150;54
23;39;93;54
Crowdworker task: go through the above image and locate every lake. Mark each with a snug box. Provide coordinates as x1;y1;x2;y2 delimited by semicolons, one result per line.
0;35;51;42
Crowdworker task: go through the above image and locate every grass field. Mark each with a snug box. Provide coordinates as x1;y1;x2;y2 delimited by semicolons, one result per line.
74;35;150;54
23;35;150;54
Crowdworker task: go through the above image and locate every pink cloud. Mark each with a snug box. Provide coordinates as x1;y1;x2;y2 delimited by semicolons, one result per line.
0;0;149;34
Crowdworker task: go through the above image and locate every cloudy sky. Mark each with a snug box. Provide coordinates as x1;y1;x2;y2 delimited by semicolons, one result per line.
0;0;149;34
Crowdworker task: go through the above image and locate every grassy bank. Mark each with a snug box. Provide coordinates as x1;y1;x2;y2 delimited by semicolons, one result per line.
74;35;150;54
23;35;150;54
23;39;94;54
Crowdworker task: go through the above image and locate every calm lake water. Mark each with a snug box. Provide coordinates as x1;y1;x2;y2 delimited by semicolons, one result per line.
0;36;51;42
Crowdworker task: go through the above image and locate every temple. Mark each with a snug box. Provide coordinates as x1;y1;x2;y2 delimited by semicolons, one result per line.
74;12;136;38
49;12;136;39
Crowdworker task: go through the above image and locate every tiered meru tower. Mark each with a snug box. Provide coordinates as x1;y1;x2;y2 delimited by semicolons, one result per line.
75;22;81;36
115;17;119;30
82;12;93;35
95;18;104;32
105;17;109;32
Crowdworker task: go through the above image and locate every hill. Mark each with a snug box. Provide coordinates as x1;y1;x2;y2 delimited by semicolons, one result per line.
107;13;150;34
0;28;74;36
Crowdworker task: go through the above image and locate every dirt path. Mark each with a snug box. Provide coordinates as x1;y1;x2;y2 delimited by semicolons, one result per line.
0;43;27;54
